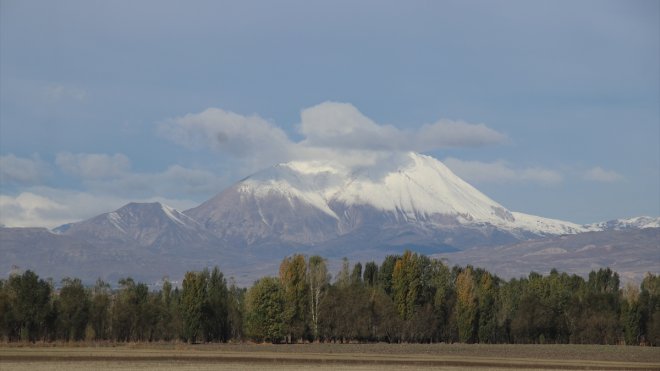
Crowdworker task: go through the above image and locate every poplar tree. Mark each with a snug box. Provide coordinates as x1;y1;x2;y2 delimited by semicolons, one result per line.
279;254;309;342
307;255;328;341
455;267;477;343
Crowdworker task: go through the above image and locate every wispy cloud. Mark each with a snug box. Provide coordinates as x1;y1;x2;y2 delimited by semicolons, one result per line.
0;154;49;185
443;158;563;186
44;84;87;101
583;166;624;183
53;152;228;199
56;152;131;179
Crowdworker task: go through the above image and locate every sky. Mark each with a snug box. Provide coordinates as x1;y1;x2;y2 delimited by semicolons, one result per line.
0;0;658;228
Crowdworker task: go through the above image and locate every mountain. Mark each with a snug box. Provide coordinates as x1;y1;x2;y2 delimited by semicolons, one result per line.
57;202;219;254
443;227;660;283
584;216;660;232
1;152;657;285
186;152;585;252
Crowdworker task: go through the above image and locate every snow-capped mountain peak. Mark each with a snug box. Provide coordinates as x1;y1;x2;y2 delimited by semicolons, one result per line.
187;152;587;242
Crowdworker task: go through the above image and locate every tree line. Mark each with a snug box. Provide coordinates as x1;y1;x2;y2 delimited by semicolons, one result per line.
0;250;658;345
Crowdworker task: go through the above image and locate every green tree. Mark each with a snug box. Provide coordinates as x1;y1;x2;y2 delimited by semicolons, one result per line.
336;257;350;288
363;262;378;287
279;254;309;342
379;255;400;296
639;273;660;345
477;272;498;343
245;277;285;343
57;278;90;341
6;271;53;341
392;251;421;321
203;267;230;342
621;283;641;345
180;271;207;343
227;279;246;341
431;259;455;343
89;279;111;340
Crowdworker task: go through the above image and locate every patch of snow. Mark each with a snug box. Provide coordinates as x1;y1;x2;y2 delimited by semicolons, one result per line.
584;216;660;231
107;212;126;233
510;212;587;235
160;203;199;227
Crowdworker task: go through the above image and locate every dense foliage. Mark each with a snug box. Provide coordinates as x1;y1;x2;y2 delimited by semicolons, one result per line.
0;251;658;345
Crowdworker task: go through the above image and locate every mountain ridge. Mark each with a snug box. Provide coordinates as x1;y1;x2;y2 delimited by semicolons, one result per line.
1;152;658;285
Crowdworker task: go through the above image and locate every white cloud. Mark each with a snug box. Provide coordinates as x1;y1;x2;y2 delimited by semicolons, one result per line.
584;167;624;183
159;108;294;172
56;152;131;179
0;154;48;184
301;102;507;151
160;101;507;171
443;158;563;186
0;189;198;229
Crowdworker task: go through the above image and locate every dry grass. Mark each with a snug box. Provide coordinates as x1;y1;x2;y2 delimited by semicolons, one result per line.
1;343;659;370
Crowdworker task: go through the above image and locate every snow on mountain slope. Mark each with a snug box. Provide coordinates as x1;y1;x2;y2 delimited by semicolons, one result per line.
187;152;587;240
584;216;660;231
332;152;514;224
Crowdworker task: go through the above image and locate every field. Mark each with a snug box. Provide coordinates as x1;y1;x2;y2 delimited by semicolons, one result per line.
1;343;659;370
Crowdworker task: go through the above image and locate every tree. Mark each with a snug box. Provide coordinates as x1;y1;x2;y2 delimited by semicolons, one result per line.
279;254;309;342
6;271;53;342
307;255;329;341
245;277;285;343
621;283;642;345
89;279;111;340
431;259;455;343
455;267;477;343
379;255;400;296
203;267;230;342
57;278;90;341
477;272;498;344
392;251;421;321
227;278;246;341
351;262;363;286
180;271;206;343
363;262;378;287
336;257;350;288
639;273;660;345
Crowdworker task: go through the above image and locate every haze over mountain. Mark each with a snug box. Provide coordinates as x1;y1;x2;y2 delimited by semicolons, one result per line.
1;152;657;285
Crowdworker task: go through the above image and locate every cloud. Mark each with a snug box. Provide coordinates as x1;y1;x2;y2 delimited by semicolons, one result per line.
56;152;131;179
0;154;48;184
583;167;624;183
44;84;87;101
53;152;228;199
300;102;507;151
0;189;198;229
88;164;228;198
159;108;294;171
160;101;507;171
443;158;563;186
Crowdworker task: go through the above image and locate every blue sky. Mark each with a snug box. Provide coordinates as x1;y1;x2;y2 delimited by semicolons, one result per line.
1;0;658;228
